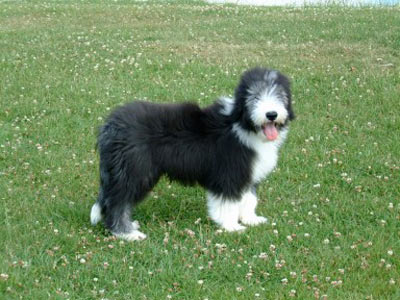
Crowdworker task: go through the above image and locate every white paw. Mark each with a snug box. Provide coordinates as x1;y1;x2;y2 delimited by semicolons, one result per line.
222;223;246;232
113;230;147;241
240;215;268;226
131;220;140;230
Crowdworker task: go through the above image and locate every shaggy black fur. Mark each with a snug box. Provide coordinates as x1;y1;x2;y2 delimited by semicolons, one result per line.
95;67;293;235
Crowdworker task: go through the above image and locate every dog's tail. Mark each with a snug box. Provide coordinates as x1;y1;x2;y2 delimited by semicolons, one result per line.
90;202;103;225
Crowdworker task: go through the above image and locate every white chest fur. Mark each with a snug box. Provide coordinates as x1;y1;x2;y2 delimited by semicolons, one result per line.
233;124;288;184
251;139;279;183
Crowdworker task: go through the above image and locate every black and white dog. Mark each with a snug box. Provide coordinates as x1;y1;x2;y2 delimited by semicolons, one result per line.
90;67;295;241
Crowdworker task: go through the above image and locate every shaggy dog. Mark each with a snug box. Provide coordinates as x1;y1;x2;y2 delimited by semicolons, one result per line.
90;67;295;241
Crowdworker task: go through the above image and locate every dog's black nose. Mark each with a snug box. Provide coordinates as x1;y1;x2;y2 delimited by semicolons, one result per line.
266;111;278;121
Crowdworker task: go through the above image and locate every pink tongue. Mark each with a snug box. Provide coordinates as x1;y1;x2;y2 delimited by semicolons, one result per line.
263;123;278;141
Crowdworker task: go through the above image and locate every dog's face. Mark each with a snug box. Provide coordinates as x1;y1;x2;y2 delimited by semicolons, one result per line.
233;68;295;141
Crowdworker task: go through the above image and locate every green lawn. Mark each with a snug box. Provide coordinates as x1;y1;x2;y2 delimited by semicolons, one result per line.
1;1;399;299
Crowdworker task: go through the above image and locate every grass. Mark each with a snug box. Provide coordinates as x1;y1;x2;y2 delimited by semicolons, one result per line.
1;0;399;299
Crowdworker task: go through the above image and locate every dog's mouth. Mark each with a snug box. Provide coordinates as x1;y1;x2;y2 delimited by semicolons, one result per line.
261;122;279;141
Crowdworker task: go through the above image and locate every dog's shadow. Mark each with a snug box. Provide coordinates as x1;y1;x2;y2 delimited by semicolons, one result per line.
137;182;208;225
57;177;208;238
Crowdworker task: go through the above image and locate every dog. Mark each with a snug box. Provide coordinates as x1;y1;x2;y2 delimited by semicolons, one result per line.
90;67;295;241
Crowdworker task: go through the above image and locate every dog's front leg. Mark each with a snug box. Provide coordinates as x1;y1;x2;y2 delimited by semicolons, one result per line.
207;192;246;232
238;187;268;226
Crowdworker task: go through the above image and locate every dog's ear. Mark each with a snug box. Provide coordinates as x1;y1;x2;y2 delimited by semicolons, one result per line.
284;86;295;121
232;91;258;132
277;74;295;121
231;87;247;124
231;70;250;121
288;101;295;121
230;97;243;121
229;70;256;132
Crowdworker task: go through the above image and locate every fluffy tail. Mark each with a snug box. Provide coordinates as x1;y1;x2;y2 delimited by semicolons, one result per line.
90;202;103;225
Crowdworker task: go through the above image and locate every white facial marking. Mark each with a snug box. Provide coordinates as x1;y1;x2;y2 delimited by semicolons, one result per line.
250;87;288;127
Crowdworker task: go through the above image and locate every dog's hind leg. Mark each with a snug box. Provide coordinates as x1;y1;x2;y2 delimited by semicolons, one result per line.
96;204;139;231
95;136;158;241
100;180;150;241
106;201;147;241
102;172;160;241
91;186;138;229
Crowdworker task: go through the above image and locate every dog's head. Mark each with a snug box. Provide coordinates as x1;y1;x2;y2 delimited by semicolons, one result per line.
232;67;295;141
